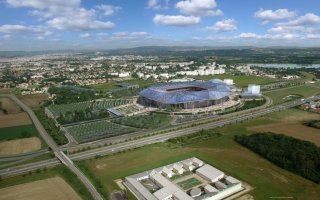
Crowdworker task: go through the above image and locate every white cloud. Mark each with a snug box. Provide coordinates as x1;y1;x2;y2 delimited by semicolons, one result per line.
239;33;257;38
204;19;236;32
147;0;169;10
0;24;52;35
176;0;222;16
96;4;121;16
111;32;152;40
305;34;320;39
80;33;90;38
255;8;296;23
278;13;320;26
5;0;115;31
1;34;12;39
153;14;200;27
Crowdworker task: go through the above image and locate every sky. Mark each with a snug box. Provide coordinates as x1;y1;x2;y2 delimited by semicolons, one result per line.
0;0;320;50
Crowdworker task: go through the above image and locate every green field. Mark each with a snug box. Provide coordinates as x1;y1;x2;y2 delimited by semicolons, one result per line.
0;166;94;200
113;113;172;129
0;124;39;141
264;85;320;104
78;108;320;199
197;74;276;87
177;177;202;190
90;79;156;91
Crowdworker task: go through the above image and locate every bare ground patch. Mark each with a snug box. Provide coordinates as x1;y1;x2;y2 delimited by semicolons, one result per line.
0;176;82;200
18;94;48;108
248;122;320;146
0;112;32;128
0;137;41;155
0;97;21;114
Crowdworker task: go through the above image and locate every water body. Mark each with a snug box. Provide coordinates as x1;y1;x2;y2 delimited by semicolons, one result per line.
248;63;320;68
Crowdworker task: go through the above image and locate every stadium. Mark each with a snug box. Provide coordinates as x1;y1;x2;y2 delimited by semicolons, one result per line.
138;79;232;109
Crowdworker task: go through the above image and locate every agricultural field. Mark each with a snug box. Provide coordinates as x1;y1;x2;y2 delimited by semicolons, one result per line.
113;113;172;129
0;137;41;155
47;99;131;118
0;176;81;200
0;166;93;200
264;85;320;104
65;120;136;143
0;112;32;128
18;94;48;108
197;74;276;87
0;97;22;114
79;108;320;199
0;124;39;141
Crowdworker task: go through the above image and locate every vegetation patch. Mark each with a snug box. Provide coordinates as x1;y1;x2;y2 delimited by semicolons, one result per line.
303;120;320;129
0;124;38;141
235;132;320;183
113;113;172;129
34;108;68;145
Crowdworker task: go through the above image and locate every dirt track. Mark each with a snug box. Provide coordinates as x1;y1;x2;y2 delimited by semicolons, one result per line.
0;137;41;155
0;176;82;200
0;112;32;128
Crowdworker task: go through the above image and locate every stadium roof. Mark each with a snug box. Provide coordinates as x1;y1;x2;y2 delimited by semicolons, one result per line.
139;80;232;104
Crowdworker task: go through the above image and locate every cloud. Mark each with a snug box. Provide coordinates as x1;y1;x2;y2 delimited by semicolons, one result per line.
175;0;222;16
204;19;236;32
5;0;115;31
147;0;169;10
255;8;296;23
80;33;90;38
111;32;152;40
0;24;52;35
96;4;121;16
278;13;320;26
239;33;257;38
153;14;200;26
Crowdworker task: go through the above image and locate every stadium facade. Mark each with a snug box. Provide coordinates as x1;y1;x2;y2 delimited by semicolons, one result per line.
138;79;232;109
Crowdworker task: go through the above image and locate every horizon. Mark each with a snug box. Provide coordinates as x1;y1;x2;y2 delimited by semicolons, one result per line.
1;0;320;50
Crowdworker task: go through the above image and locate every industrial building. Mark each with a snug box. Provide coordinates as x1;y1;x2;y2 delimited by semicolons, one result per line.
240;84;262;99
124;157;244;200
138;79;232;109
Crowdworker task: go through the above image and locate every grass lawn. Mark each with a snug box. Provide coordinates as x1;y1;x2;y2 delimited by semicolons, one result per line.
0;124;39;141
90;79;157;92
79;108;320;200
177;177;202;190
264;85;320;104
196;74;276;87
0;166;94;200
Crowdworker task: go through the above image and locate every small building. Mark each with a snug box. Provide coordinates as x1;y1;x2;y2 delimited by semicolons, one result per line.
204;184;219;194
162;167;174;178
190;188;202;198
215;181;227;190
225;176;241;185
192;157;204;167
173;164;184;174
182;161;195;171
117;82;139;89
196;164;224;183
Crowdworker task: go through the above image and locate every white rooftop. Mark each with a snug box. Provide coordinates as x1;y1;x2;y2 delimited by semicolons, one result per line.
196;164;224;182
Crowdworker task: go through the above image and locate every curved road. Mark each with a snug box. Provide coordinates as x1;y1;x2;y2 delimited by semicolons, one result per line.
0;94;103;200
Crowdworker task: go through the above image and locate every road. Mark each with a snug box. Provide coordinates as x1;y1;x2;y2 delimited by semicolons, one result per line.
1;95;104;200
1;95;318;179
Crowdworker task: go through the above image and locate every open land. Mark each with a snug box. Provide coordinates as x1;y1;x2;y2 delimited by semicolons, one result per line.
0;137;41;155
264;85;320;104
0;176;82;200
0;112;32;128
0;97;22;114
197;74;275;87
18;94;48;108
0;124;39;141
76;108;320;199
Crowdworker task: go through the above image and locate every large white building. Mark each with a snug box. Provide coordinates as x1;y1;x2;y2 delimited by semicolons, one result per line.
124;157;244;200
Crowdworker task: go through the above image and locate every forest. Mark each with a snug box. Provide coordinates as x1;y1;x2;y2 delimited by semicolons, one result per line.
235;132;320;183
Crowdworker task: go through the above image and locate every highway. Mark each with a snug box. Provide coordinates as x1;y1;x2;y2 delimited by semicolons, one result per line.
1;95;104;200
1;95;318;179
